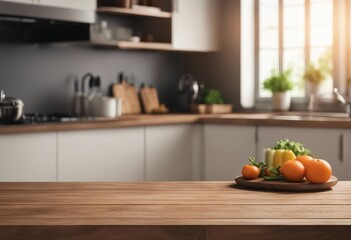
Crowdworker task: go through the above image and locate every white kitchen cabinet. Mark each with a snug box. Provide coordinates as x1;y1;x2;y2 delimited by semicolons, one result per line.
257;127;351;180
172;0;218;51
0;132;57;182
145;124;202;181
38;0;96;11
58;128;144;182
203;124;256;181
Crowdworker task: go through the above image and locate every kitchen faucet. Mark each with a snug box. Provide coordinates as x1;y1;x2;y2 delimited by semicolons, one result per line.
333;88;351;117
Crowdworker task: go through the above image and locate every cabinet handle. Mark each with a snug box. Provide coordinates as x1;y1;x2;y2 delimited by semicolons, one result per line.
339;133;344;162
173;0;178;13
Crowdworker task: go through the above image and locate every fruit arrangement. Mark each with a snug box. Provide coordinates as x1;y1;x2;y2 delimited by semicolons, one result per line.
241;139;333;184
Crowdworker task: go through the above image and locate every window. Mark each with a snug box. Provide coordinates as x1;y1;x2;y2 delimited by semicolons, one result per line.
256;0;335;100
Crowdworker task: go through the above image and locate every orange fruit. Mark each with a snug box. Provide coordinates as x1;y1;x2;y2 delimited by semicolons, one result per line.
242;165;260;180
305;159;332;184
280;160;305;183
296;155;313;168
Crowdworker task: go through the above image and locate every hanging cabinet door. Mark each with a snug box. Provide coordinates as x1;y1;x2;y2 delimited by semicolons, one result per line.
172;0;218;52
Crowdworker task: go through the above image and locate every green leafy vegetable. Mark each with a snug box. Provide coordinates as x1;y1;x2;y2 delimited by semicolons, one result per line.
263;175;285;181
249;157;267;177
272;139;312;156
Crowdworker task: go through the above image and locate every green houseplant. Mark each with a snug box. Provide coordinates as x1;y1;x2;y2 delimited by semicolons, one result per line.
192;88;232;114
263;69;294;111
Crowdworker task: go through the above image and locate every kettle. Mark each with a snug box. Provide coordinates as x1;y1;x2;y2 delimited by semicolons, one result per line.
178;74;200;112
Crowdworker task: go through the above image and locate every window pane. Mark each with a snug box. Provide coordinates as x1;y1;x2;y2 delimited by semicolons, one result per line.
259;49;279;97
310;27;333;47
259;0;279;48
310;0;333;98
283;0;305;97
311;47;333;98
310;0;333;51
310;0;333;26
283;0;305;48
259;0;279;98
283;49;305;97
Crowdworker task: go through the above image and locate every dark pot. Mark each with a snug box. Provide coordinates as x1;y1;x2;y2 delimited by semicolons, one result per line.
0;91;24;123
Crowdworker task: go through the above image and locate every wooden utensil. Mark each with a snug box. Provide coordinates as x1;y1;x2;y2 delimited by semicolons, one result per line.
235;176;338;192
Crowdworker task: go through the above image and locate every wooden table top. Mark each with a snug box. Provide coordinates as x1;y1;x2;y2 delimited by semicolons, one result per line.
0;181;350;226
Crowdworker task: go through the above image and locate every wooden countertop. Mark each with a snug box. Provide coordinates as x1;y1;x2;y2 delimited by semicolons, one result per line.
0;181;350;239
2;112;351;134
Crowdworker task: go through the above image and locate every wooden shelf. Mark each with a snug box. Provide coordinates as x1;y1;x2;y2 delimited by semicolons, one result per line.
97;7;172;18
91;41;216;53
92;41;173;51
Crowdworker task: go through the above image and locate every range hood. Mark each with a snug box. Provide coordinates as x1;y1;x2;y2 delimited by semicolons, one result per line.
0;1;95;43
0;1;95;23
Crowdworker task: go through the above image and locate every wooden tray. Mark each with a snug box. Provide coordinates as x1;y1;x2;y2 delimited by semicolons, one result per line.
235;176;338;192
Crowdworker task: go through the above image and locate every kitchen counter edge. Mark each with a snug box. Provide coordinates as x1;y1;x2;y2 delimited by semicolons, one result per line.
1;113;351;134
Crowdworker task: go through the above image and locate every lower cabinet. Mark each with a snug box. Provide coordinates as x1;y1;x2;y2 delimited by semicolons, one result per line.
57;128;144;182
0;132;56;182
203;124;256;180
145;124;202;181
257;127;351;180
1;123;349;182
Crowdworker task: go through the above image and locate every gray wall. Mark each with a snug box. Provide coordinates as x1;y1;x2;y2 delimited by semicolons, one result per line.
0;42;182;114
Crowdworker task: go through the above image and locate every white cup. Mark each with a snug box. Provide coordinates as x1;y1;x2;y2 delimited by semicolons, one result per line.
90;96;117;118
115;98;123;117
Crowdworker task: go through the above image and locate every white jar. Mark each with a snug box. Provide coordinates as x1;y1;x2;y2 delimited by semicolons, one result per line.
90;97;117;118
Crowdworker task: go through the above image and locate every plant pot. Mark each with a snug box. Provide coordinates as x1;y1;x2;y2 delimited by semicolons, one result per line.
206;104;233;114
191;104;207;114
272;92;291;111
307;82;321;95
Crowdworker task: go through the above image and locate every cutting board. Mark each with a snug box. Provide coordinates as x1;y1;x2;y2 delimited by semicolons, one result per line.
126;84;142;114
112;81;141;115
140;86;160;113
235;176;338;192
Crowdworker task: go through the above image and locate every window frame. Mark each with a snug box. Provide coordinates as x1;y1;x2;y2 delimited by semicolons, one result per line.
254;0;347;110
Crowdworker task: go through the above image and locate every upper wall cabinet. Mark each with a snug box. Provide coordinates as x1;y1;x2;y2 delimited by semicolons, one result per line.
172;0;218;52
95;0;218;52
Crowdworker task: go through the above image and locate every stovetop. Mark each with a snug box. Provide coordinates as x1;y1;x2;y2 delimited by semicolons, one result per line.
1;113;115;125
2;113;73;125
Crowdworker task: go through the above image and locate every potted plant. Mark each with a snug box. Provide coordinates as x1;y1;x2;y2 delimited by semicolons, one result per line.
191;88;232;114
303;49;332;95
263;69;294;111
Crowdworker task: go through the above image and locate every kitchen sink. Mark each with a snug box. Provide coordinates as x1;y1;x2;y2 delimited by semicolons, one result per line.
271;112;349;120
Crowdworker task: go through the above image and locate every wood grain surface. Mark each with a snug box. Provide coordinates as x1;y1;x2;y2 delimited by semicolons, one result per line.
2;112;351;135
140;86;160;113
112;82;132;114
0;181;350;239
235;176;338;192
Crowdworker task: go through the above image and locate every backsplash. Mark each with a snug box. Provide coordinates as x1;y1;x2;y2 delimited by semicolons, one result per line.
0;42;181;114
